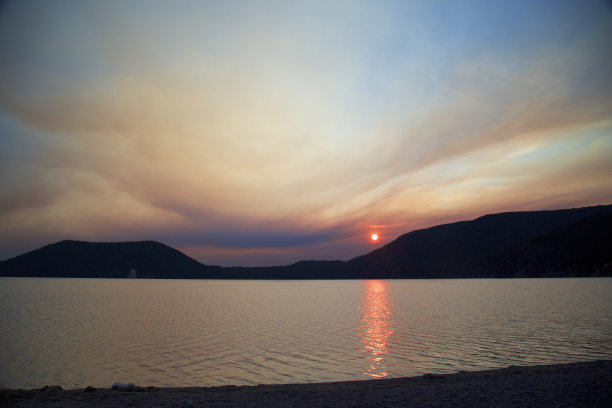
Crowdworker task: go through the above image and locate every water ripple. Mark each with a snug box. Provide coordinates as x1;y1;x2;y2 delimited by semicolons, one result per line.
1;278;611;389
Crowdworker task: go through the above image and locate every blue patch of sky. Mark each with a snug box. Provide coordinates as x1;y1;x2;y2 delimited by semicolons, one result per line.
511;121;612;166
158;228;341;249
343;0;593;117
0;112;43;159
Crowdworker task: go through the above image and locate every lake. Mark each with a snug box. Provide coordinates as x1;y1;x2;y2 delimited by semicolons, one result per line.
1;278;611;389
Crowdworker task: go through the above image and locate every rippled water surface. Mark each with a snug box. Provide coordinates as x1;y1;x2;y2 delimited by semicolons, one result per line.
1;278;611;389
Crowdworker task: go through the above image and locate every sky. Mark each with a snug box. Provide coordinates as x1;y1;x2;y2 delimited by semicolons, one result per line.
1;0;611;266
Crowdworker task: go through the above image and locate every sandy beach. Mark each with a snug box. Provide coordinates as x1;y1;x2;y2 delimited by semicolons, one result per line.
2;360;611;407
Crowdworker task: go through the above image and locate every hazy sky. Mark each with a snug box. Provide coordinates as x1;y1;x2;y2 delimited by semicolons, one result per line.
1;0;611;266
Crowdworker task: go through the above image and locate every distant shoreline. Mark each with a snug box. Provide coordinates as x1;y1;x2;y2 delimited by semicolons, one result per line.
2;360;611;407
2;276;612;279
2;205;611;279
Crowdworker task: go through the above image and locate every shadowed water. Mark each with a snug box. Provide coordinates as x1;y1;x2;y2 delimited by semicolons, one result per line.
1;278;611;389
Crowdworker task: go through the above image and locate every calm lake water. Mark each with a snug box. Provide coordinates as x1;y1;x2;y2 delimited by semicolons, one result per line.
1;278;611;389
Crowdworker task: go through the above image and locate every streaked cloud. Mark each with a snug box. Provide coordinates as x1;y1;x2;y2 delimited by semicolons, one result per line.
1;0;611;265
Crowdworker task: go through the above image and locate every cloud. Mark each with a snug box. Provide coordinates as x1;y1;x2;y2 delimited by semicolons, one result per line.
0;1;611;264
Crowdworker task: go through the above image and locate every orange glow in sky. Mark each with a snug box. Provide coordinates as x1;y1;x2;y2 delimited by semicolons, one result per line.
371;233;379;242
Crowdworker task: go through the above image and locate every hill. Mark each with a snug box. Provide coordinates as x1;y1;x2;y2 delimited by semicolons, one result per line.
0;240;217;279
1;204;610;279
347;205;612;278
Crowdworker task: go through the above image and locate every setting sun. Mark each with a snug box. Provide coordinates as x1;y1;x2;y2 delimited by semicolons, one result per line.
371;233;379;242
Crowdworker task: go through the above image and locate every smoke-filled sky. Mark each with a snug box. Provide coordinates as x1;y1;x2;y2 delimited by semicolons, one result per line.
1;0;611;266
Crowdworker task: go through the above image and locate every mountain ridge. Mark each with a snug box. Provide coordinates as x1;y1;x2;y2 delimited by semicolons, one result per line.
1;204;611;279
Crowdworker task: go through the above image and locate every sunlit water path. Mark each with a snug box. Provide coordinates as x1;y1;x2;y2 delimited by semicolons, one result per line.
1;278;611;389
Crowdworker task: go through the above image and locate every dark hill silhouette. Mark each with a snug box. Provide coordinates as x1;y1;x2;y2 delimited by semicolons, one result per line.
219;260;347;279
504;212;612;277
0;240;217;279
347;205;612;278
1;204;610;279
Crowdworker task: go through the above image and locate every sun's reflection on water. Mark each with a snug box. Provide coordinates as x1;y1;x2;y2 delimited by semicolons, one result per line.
360;280;394;378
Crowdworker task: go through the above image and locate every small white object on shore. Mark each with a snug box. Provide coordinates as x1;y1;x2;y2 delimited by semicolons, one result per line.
112;382;137;391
